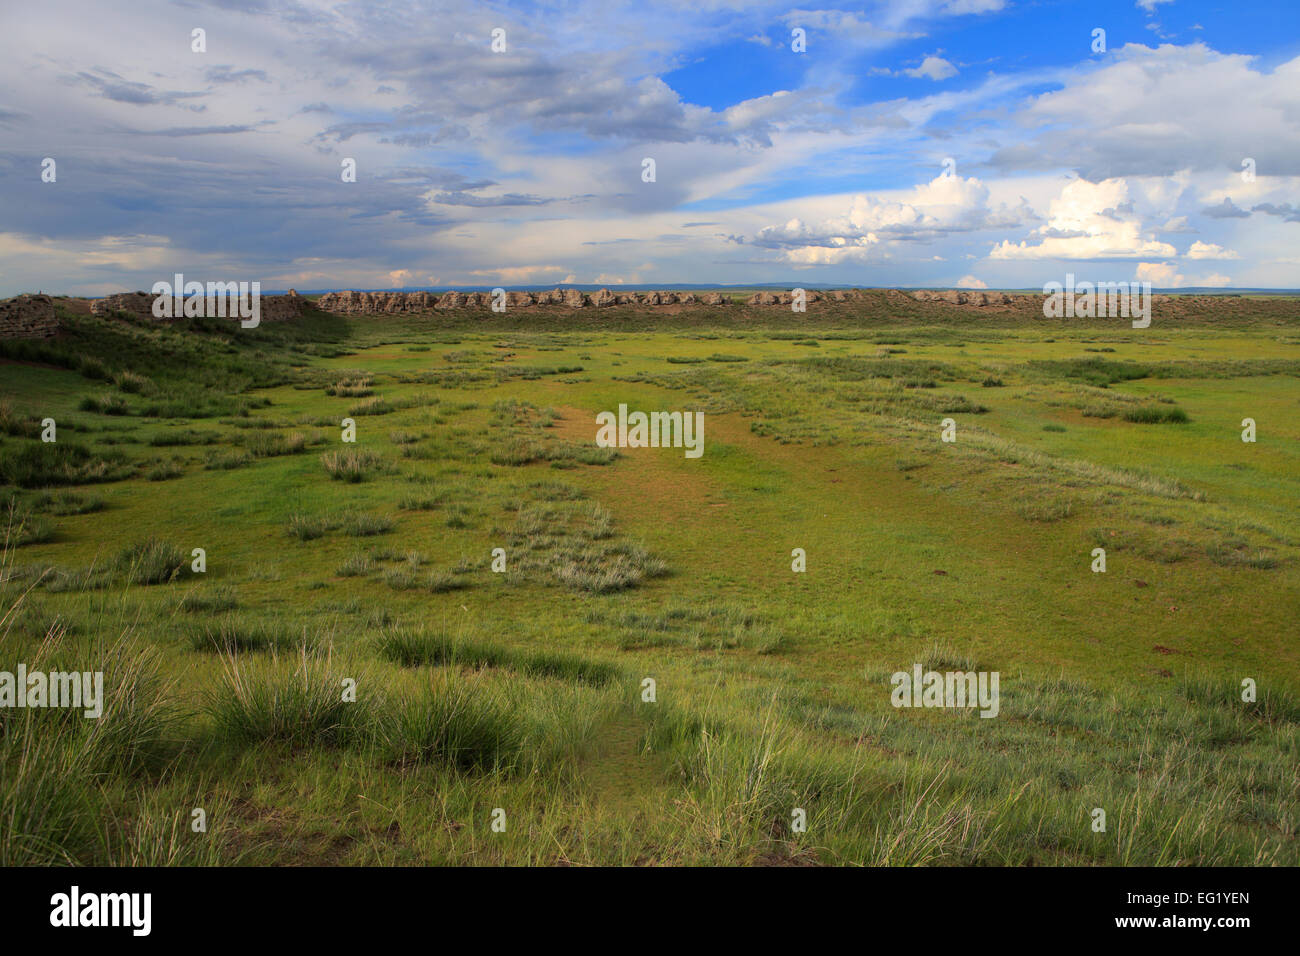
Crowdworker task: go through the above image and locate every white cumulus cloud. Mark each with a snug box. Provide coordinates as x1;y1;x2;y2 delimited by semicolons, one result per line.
905;56;959;81
989;178;1176;260
1185;241;1239;259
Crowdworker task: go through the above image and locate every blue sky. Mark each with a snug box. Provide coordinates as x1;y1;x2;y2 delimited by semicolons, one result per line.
0;0;1298;294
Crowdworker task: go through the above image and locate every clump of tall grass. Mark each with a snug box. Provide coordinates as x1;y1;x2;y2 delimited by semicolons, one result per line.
188;619;314;654
176;586;239;614
239;430;308;457
382;565;419;591
321;448;386;482
490;438;543;466
115;538;188;585
348;396;394;416
343;512;394;537
337;553;375;577
3;501;55;547
491;438;619;468
1123;404;1189;424
1177;674;1300;725
597;602;789;654
553;542;668;593
145;459;184;481
864;762;1014;866
75;355;113;381
0;441;130;488
568;445;619;466
584;504;614;540
27;490;103;515
375;627;619;686
427;570;470;593
221;415;291;430
148;429;220;447
38;564;112;593
113;370;153;394
285;512;336;541
398;492;441;510
0;401;40;438
648;702;803;862
203;449;252;471
0;628;184;865
107;793;232;866
78;393;129;416
917;640;984;673
371;674;526;772
205;647;363;748
326;376;373;398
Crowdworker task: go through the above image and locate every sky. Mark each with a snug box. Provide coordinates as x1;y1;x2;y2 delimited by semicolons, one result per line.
1;0;1298;295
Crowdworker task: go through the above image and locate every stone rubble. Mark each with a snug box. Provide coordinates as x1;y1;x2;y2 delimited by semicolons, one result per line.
311;287;857;313
0;294;59;339
88;289;306;322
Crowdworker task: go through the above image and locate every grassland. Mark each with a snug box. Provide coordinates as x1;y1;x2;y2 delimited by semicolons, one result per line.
1;294;1297;866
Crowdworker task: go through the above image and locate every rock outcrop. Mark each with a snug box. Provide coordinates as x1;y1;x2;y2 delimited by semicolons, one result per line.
307;287;892;315
72;287;1056;321
641;291;677;305
911;290;1020;307
314;291;433;314
7;286;1218;336
0;294;59;339
908;289;1207;312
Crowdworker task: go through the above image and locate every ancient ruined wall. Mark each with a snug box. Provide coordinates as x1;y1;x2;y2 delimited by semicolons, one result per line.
313;290;440;314
910;290;1055;309
90;290;305;322
0;294;59;339
311;287;837;314
908;290;1189;311
287;285;1205;319
312;287;1208;316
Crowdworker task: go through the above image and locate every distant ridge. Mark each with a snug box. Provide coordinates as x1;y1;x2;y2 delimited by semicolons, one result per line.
244;285;1300;298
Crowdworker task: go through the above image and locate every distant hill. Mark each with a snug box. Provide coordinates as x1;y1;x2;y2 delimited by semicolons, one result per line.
247;284;1300;298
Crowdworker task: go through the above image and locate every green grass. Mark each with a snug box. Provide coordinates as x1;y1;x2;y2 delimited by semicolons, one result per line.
1122;404;1190;424
376;627;621;686
206;647;366;747
0;441;131;488
115;538;189;586
321;448;387;482
0;296;1296;865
